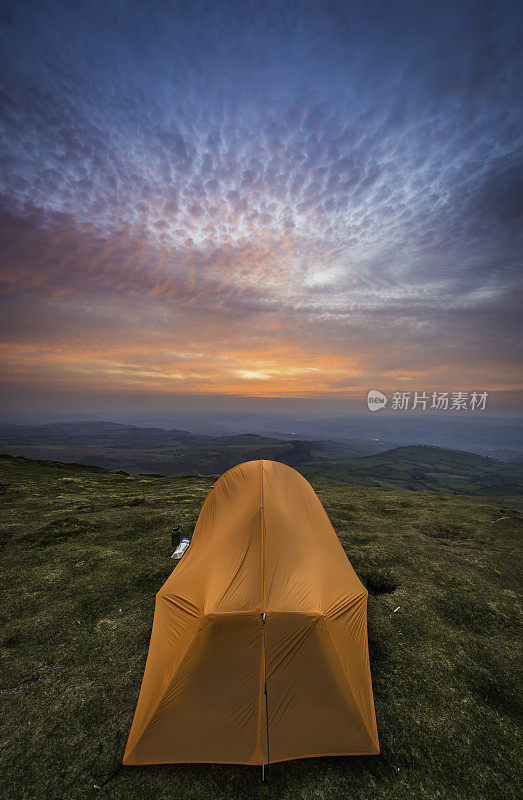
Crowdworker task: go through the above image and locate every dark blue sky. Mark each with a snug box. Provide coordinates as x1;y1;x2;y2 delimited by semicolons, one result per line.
0;0;522;412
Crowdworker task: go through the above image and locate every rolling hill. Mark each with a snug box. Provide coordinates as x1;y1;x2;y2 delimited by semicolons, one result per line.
299;445;523;507
0;422;376;475
1;421;520;507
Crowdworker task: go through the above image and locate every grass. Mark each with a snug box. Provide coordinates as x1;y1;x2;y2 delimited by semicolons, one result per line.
0;453;521;800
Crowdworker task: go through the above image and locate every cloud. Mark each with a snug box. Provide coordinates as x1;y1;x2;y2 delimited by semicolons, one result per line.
0;0;522;404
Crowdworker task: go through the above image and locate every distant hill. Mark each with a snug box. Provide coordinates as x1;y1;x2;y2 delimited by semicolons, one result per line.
0;437;521;508
0;422;520;506
299;444;523;506
0;421;199;444
0;421;371;475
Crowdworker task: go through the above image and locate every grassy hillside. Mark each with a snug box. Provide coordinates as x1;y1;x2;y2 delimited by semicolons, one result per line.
1;454;521;800
1;424;521;509
300;445;523;507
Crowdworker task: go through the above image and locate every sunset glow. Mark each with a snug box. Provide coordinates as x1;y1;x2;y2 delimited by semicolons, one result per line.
1;1;522;413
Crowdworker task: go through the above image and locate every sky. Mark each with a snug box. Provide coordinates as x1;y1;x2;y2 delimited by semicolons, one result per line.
1;0;522;417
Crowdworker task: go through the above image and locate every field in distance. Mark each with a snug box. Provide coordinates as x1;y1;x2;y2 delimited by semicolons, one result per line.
299;445;523;508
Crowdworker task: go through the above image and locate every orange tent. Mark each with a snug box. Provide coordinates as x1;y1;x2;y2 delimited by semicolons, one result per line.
123;460;379;766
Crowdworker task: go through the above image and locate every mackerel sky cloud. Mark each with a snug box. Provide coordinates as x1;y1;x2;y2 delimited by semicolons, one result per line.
1;0;522;409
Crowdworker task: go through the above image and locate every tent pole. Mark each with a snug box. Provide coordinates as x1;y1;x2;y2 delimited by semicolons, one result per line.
261;610;270;783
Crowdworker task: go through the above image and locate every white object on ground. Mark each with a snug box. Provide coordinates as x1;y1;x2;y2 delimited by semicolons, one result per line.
489;517;509;524
393;606;400;613
171;537;190;559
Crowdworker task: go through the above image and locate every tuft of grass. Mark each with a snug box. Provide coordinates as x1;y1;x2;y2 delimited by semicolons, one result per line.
0;454;521;800
361;571;398;595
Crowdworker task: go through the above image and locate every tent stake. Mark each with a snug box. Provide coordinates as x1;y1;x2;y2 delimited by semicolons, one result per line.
379;752;400;774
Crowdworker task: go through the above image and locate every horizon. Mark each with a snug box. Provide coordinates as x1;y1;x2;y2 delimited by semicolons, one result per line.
1;395;523;423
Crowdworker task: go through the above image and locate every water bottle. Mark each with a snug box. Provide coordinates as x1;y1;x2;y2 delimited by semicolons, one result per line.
171;537;190;560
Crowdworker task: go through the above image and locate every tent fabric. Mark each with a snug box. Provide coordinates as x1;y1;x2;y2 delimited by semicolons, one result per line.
123;459;379;766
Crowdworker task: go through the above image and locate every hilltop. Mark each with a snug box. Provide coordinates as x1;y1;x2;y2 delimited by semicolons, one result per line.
299;444;523;507
0;454;521;800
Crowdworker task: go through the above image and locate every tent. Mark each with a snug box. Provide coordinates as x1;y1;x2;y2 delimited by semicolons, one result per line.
123;459;379;766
